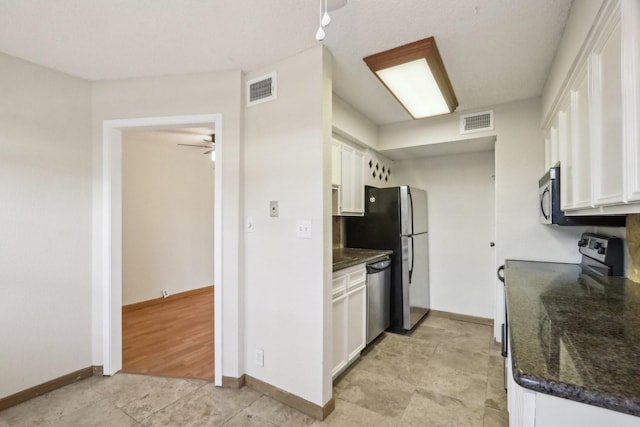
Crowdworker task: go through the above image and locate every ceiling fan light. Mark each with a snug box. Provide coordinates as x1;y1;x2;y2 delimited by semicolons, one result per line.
211;151;216;162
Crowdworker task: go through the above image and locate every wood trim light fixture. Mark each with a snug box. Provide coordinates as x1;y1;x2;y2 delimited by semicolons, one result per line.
363;37;458;119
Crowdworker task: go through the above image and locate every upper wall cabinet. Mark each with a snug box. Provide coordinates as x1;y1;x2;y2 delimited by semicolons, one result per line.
544;0;640;215
623;0;640;202
340;142;365;215
332;139;342;187
590;7;624;206
332;136;365;216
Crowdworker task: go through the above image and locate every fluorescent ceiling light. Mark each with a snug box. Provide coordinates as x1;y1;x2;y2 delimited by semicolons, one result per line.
364;37;458;119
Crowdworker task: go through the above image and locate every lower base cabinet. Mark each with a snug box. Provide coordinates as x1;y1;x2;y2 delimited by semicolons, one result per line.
506;343;640;427
332;264;367;379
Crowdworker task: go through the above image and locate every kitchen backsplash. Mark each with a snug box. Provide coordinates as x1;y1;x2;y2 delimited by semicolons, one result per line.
333;216;345;248
627;214;640;282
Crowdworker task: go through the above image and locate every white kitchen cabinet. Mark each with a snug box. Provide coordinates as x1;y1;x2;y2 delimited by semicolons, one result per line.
569;68;593;209
543;0;640;215
332;293;348;377
331;139;342;187
558;96;573;210
340;142;365;215
332;264;367;379
589;5;624;206
623;0;640;202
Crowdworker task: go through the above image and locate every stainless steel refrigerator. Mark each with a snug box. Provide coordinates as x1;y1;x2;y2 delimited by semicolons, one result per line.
345;185;430;332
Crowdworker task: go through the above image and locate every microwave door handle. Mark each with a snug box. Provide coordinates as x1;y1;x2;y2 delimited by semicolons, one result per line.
541;187;550;220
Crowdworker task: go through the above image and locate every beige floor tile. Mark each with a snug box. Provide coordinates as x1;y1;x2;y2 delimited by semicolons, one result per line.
485;379;507;412
312;399;396;426
48;399;137;427
483;407;509;427
399;387;483;427
373;332;437;360
91;373;205;422
334;367;415;421
418;366;487;411
429;343;490;375
0;377;105;427
357;347;431;387
240;396;315;427
140;383;261;427
0;416;10;427
222;412;278;427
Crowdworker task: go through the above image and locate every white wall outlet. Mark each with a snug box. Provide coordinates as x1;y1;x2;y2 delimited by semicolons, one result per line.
296;220;312;238
269;201;279;217
162;289;169;298
246;218;254;233
256;349;264;366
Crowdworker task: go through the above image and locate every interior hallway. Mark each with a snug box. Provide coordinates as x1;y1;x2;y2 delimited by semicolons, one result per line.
122;286;214;381
0;312;507;426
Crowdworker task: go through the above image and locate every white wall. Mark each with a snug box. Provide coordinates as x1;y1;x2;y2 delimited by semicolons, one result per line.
393;151;496;318
333;95;379;149
91;70;244;377
0;53;92;398
243;45;332;407
122;131;214;305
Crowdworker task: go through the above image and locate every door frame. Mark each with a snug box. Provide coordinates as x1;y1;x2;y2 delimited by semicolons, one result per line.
101;113;223;386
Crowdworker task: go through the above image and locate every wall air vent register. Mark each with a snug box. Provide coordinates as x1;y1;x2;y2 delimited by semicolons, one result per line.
247;72;277;106
460;110;494;134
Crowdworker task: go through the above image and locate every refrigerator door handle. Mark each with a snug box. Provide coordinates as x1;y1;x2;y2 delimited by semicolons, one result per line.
409;235;414;283
408;188;414;235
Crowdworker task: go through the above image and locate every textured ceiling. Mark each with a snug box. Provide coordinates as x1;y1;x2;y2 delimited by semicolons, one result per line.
0;0;572;126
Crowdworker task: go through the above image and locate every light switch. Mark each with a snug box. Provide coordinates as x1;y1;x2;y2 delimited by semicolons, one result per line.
270;201;279;217
296;220;311;238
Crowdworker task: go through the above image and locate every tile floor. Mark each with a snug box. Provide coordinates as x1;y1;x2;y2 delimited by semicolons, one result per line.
0;313;508;426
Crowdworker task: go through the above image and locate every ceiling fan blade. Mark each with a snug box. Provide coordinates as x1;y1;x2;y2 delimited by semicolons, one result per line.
178;143;211;148
203;149;214;154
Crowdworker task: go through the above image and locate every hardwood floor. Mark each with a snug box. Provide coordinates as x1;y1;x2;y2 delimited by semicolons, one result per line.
122;286;214;381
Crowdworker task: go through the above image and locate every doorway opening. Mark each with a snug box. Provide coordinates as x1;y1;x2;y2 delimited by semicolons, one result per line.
101;114;223;386
120;127;215;380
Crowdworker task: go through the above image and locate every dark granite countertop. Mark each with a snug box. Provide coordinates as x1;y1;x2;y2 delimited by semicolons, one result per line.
505;260;640;417
333;248;393;272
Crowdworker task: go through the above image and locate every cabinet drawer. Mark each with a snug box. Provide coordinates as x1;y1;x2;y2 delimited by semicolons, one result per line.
332;275;347;297
347;268;366;289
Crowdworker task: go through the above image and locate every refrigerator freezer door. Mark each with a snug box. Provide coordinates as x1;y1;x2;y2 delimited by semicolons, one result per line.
399;186;411;236
409;187;428;234
400;186;428;236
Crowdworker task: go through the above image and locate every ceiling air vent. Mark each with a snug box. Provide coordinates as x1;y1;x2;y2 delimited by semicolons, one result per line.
460;110;494;134
247;72;277;107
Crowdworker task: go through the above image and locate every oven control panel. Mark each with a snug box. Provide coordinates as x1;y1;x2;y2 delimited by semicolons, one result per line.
578;233;624;275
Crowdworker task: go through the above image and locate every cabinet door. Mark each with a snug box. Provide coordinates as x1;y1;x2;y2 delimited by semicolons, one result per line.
558;98;573;210
570;69;593;208
340;143;365;215
623;0;640;202
341;144;355;212
332;293;348;378
352;148;365;214
590;9;624;206
346;284;366;362
332;140;342;187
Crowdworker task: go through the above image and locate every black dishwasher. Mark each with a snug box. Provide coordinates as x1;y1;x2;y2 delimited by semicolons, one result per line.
366;257;391;344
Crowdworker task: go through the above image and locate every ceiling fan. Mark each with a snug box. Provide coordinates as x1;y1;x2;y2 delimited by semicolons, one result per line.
178;134;215;155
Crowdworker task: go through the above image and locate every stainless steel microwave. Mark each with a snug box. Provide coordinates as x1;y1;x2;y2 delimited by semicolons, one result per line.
538;166;625;226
